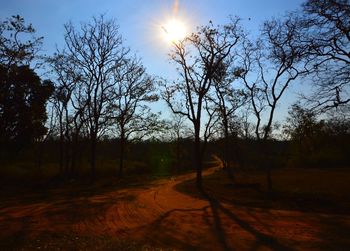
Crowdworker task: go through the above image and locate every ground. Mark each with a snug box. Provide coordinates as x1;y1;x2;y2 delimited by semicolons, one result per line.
1;160;350;250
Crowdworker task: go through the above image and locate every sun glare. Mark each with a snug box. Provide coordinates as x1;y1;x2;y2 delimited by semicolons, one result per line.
162;18;187;43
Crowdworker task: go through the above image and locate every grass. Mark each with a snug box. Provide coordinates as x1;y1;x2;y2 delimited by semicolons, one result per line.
176;167;350;214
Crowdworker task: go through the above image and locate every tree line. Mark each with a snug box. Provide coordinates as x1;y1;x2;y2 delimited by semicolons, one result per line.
0;0;349;189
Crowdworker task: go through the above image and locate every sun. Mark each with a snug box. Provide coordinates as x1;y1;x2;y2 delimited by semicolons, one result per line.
162;18;187;43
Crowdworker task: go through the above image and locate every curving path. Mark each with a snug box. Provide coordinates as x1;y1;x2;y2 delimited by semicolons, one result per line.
1;164;350;250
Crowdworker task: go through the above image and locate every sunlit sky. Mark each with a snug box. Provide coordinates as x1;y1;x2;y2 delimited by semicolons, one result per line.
1;0;306;124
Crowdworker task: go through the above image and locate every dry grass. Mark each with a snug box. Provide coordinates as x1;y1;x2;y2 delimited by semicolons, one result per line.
176;167;350;214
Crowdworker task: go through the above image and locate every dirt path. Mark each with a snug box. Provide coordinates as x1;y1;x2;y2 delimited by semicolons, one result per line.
1;164;350;250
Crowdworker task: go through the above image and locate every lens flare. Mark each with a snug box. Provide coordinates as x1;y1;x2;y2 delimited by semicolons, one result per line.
173;0;179;15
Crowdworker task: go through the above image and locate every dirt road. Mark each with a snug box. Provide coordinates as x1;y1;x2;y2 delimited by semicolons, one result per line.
1;165;350;250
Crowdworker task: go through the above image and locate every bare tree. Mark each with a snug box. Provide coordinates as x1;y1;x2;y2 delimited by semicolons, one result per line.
237;15;309;191
235;110;255;139
109;56;159;177
260;16;309;141
299;0;350;110
62;15;128;179
211;64;247;180
235;40;267;140
48;52;87;177
209;52;246;182
162;20;241;189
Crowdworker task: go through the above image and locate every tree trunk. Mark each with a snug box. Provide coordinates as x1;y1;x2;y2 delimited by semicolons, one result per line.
70;133;79;178
221;117;235;183
176;137;180;174
59;134;64;176
90;134;97;181
64;139;70;176
194;127;202;190
118;135;125;178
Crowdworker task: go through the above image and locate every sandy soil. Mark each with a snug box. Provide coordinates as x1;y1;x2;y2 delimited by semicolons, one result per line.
1;164;350;250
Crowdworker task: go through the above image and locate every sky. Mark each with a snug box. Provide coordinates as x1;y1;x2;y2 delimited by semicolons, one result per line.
1;0;306;126
1;0;304;77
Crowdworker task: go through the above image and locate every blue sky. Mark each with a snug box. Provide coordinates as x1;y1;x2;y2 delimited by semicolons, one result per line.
1;0;306;126
1;0;304;77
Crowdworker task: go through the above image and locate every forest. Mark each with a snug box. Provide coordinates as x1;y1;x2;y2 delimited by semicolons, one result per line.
0;0;350;250
1;0;349;186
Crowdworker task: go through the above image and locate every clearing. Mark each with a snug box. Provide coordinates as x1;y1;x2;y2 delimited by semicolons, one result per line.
1;161;350;250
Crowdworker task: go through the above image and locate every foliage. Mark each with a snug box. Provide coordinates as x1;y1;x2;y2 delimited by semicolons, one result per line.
0;65;53;151
283;104;350;167
0;16;52;156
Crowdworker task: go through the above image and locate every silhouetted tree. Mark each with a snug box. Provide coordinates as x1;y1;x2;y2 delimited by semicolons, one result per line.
109;56;159;177
283;103;322;161
48;53;87;176
283;103;350;167
0;15;43;67
237;15;309;191
298;0;350;110
61;15;128;180
163;20;241;189
284;104;319;142
0;65;53;153
0;15;52;160
235;39;266;140
212;76;246;180
166;113;192;172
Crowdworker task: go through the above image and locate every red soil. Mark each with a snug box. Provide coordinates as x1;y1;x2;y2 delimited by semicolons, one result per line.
1;166;350;250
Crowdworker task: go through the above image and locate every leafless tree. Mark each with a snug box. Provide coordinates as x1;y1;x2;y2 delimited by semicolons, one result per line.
210;61;247;180
235;110;255;139
299;0;350;111
260;16;310;141
62;15;128;179
162;20;241;188
237;15;309;191
235;39;267;140
109;56;159;177
48;52;87;177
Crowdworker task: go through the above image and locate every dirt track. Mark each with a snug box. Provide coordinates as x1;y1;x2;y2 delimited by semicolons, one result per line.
1;165;350;250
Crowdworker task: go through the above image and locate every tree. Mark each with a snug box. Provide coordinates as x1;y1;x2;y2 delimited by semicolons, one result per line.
237;14;309;190
282;103;350;167
211;69;247;181
166;113;192;173
61;15;128;179
0;65;53;153
299;0;350;110
0;15;52;159
109;56;159;177
283;104;322;160
162;20;241;189
48;52;87;177
0;15;43;67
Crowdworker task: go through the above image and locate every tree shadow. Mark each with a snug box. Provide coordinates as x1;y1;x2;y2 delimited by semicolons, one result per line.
140;187;293;251
199;188;293;251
